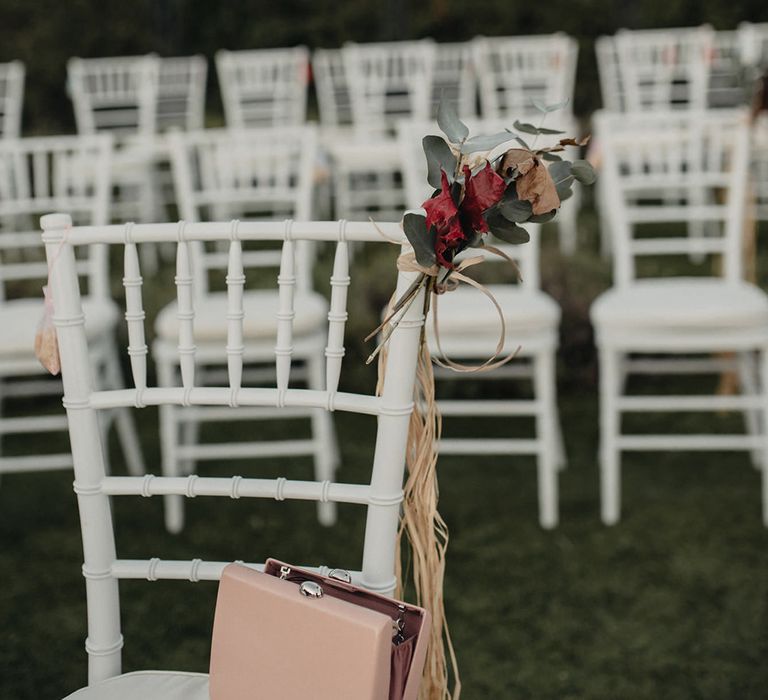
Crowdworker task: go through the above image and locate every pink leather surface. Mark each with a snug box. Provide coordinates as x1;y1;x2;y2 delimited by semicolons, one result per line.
209;564;392;700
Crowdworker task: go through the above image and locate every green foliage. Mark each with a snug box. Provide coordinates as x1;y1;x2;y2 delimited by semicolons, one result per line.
423;135;457;189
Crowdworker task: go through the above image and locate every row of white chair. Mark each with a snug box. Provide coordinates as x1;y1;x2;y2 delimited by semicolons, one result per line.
596;23;768;113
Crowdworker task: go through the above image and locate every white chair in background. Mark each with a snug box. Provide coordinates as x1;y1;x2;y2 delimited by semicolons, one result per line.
430;42;477;121
156;55;208;132
329;40;436;223
613;26;714;112
595;35;625;112
739;22;768;224
591;109;768;525
708;31;744;109
398;119;564;527
313;48;354;132
0;61;24;139
156;126;338;533
472;34;581;255
216;47;309;128
67;55;162;238
43;214;423;697
0;135;143;481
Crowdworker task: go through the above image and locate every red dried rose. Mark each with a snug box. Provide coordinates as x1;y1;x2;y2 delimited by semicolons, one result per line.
422;163;506;268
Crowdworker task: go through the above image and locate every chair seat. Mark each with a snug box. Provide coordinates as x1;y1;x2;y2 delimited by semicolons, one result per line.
427;285;560;337
591;278;768;332
155;289;329;342
0;297;118;357
63;671;209;700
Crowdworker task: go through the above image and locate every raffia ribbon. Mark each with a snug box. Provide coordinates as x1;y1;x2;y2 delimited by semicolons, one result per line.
374;242;521;699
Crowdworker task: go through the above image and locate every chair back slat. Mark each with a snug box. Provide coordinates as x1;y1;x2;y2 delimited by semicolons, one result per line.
225;237;245;392
326;235;350;395
275;235;296;395
42;215;421;683
0;61;24;139
122;241;147;393
157;55;207;131
313;49;353;128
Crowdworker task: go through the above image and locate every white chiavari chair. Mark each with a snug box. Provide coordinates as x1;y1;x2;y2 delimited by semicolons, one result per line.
313;48;354;132
155;126;339;534
398;119;564;527
0;135;143;482
739;22;768;223
472;34;581;254
612;26;714;112
595;35;625;112
67;54;162;258
329;40;436;223
43;214;423;698
590;109;768;525
430;42;477;121
216;47;309;128
0;60;24;139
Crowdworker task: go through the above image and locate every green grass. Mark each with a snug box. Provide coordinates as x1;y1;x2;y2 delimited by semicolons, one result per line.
2;222;768;698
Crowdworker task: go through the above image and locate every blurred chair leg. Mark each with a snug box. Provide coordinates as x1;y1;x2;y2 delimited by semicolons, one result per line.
533;349;558;528
760;349;768;527
158;358;184;534
599;346;621;525
738;351;762;469
557;186;579;256
308;354;339;527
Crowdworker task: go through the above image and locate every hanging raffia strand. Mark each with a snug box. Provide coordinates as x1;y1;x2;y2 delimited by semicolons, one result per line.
377;283;461;700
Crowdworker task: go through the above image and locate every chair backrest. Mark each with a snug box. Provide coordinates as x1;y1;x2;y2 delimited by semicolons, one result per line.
431;42;477;120
41;213;423;685
596;109;750;288
216;47;309;128
472;34;578;119
312;48;354;128
595;36;626;112
68;55;160;138
0;135;112;301
397;118;543;290
343;40;436;135
168;126;317;296
708;31;744;109
739;22;768;70
0;61;24;139
156;55;208;132
613;26;714;112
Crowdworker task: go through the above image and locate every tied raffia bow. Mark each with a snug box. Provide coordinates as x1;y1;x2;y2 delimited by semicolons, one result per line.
366;245;521;372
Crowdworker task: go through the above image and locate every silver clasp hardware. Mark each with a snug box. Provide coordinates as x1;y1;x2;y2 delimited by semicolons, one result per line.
299;581;324;598
279;565;291;580
392;604;406;645
328;568;352;583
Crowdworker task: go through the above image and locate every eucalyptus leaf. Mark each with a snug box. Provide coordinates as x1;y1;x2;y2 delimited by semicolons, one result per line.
571;159;597;185
541;151;563;162
548;160;573;184
422;135;457;190
555;176;574;202
537;126;566;135
402;213;436;267
498;198;533;223
529;211;557;224
515;136;531;150
513;120;541;135
460;131;517;154
532;98;570;113
437;97;469;144
485;210;530;244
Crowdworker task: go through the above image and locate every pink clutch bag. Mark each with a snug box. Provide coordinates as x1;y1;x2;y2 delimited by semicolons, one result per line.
209;559;430;700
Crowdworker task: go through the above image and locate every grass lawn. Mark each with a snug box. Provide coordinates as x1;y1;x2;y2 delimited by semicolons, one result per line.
1;219;768;698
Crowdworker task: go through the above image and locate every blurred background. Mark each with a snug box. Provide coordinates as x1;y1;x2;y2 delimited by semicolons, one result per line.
2;1;768;699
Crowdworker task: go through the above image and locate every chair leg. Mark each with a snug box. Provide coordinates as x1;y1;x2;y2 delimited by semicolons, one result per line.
738;351;763;469
179;415;199;476
533;350;558;528
307;354;339;527
158;359;184;534
557;186;579;256
759;349;768;527
599;346;622;525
